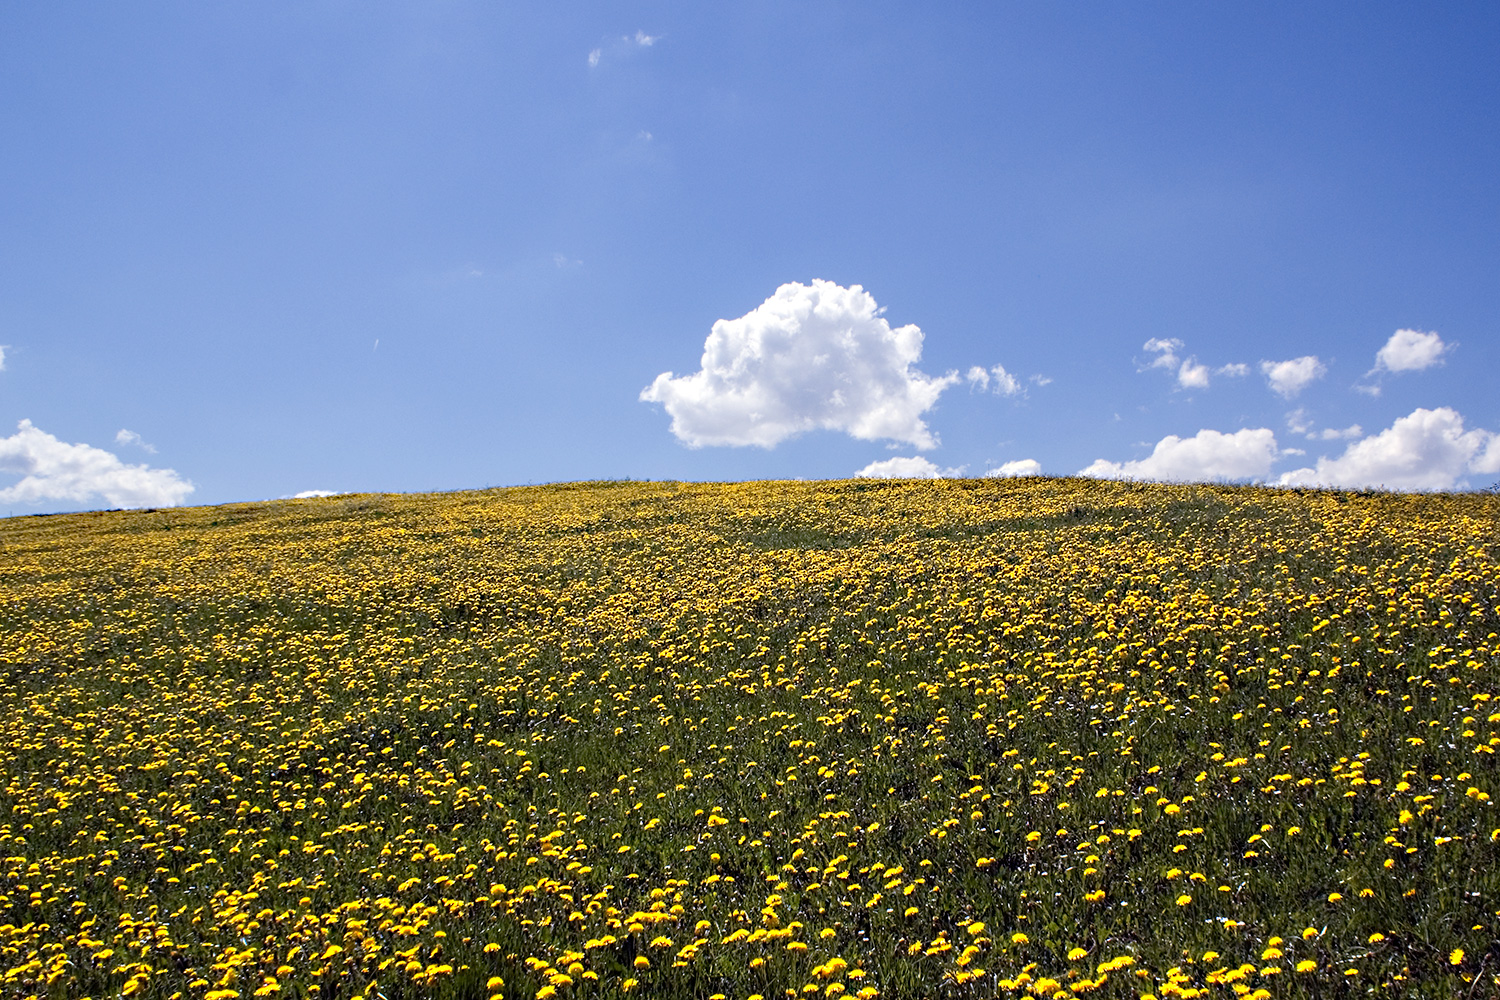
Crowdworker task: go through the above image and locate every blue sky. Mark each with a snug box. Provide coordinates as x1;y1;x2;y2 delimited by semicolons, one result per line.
2;3;1498;512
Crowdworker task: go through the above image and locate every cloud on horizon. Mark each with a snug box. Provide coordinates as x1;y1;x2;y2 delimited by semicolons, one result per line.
983;459;1042;478
1080;427;1279;483
854;455;962;479
0;419;194;509
1278;406;1499;491
642;280;960;450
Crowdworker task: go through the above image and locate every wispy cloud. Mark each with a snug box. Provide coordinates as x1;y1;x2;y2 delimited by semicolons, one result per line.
588;29;660;69
115;429;157;454
964;364;1023;396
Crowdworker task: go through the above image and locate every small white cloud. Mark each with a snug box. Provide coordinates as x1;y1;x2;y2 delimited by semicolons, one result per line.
855;455;960;479
0;419;193;509
983;459;1041;478
1260;356;1326;399
1141;339;1231;391
1286;409;1361;441
1374;328;1451;373
988;364;1022;396
1080;427;1279;483
1030;374;1053;387
592;31;657;68
636;130;653;142
641;279;959;450
293;490;337;499
1177;359;1211;390
0;346;6;370
552;253;582;269
1278;406;1499;491
965;364;1023;395
114;429;157;454
1216;362;1249;377
1141;338;1183;371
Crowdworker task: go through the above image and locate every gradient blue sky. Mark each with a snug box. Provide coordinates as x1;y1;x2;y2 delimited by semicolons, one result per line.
2;3;1498;512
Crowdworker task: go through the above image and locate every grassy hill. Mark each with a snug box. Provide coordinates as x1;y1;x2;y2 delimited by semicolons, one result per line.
1;478;1497;999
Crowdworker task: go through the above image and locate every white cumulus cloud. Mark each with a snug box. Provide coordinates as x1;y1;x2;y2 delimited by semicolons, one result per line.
983;459;1041;478
1080;427;1279;483
0;419;193;509
1216;362;1250;377
293;490;337;499
642;280;959;450
1177;359;1211;389
854;456;961;479
1278;406;1499;491
1374;328;1451;373
1260;356;1326;398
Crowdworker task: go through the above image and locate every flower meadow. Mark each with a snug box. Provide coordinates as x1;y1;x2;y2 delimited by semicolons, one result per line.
0;478;1497;1000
